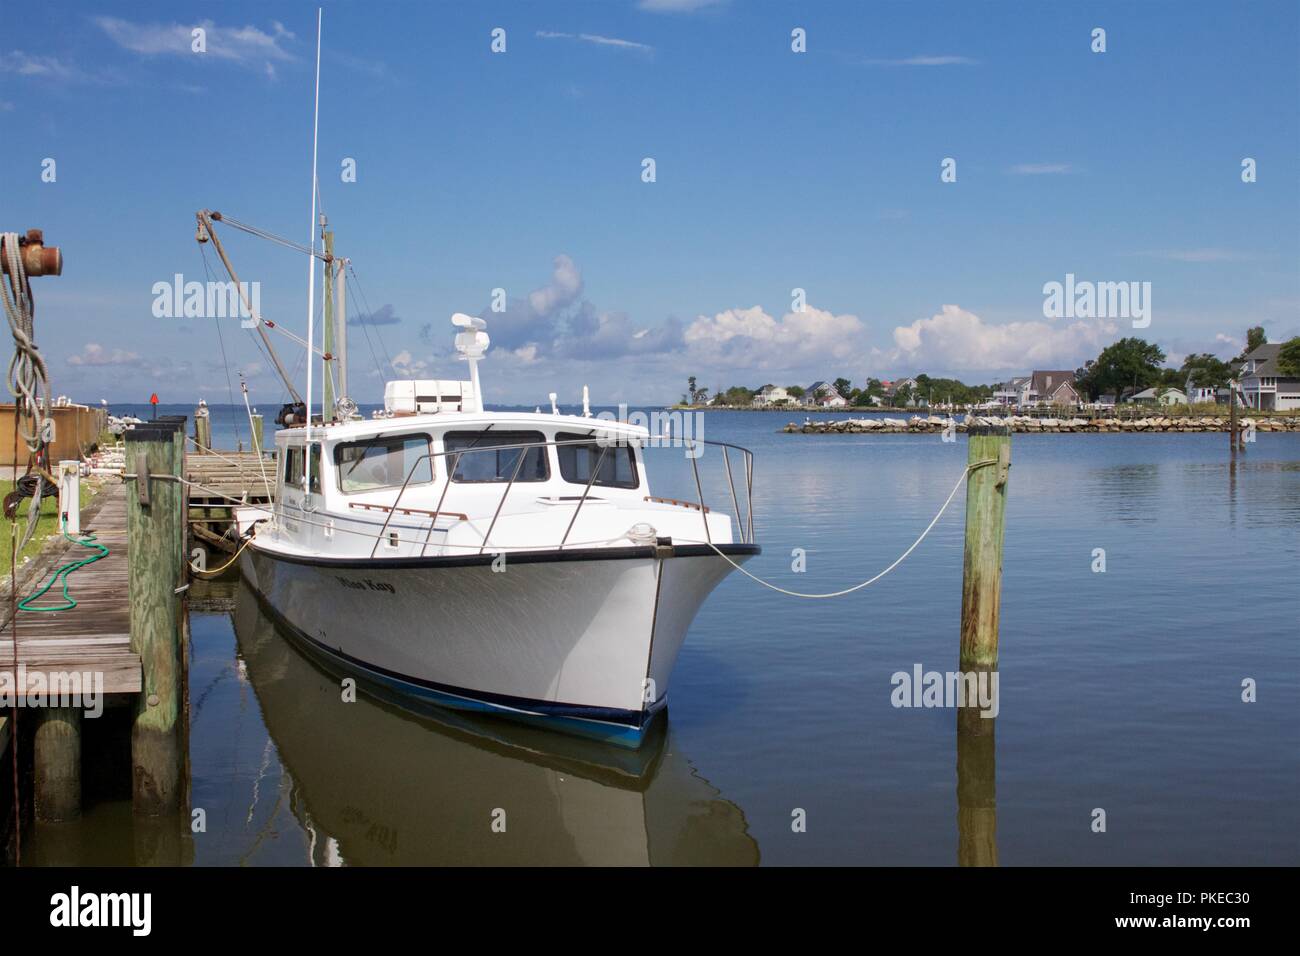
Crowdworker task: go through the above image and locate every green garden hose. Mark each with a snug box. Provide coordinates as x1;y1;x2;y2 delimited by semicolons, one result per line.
18;520;109;613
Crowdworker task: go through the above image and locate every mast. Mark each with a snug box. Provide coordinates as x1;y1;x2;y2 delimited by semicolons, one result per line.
304;7;323;496
322;219;335;421
335;256;351;416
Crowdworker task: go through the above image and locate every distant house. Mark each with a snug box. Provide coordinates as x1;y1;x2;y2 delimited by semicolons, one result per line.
1029;370;1080;407
806;381;848;407
752;384;791;407
883;376;921;406
1238;343;1300;411
994;371;1078;408
1185;379;1233;405
1128;387;1188;406
994;376;1032;407
1094;393;1117;409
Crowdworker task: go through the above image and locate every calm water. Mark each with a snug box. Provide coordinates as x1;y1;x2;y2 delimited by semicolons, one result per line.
24;409;1300;864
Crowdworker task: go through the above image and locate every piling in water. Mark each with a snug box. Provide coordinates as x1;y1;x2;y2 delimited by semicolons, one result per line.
960;426;1010;670
33;707;81;823
126;416;187;816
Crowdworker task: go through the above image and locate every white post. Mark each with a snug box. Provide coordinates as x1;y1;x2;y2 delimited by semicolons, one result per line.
467;357;483;413
58;460;80;535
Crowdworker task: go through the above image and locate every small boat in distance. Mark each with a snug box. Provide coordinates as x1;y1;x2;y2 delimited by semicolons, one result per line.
237;314;759;747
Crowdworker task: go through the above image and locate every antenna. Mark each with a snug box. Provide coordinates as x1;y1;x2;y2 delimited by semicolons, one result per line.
548;392;558;415
304;8;323;498
582;385;591;418
452;313;490;413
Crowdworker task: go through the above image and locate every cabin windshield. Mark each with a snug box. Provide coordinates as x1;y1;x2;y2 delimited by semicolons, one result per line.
555;432;639;489
335;434;433;493
444;430;549;483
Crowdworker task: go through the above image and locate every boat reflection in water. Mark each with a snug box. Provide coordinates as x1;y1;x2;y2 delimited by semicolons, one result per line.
232;581;759;865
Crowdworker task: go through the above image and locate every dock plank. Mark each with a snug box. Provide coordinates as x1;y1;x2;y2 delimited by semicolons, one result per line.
0;483;142;698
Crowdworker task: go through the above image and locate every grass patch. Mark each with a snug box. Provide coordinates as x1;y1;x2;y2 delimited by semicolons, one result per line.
0;478;95;577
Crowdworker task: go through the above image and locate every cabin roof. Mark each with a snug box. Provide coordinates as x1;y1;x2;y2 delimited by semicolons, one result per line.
274;410;653;445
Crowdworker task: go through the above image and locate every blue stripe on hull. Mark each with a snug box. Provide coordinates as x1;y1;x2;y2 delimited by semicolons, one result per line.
251;585;662;749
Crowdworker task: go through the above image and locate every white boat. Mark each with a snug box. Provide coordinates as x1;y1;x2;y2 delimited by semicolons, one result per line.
237;315;759;747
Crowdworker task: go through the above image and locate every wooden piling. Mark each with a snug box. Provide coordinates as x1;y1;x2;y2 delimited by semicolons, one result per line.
250;414;264;456
1229;384;1238;451
960;426;1010;670
126;416;187;816
33;707;81;822
194;410;212;453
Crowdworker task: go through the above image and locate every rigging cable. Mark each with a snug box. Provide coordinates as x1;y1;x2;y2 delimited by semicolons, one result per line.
199;242;245;451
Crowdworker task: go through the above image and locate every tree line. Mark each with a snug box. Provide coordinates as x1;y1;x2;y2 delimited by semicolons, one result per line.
687;326;1299;407
1073;326;1300;400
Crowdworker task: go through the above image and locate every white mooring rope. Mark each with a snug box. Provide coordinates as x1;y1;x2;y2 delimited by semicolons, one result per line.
691;458;999;599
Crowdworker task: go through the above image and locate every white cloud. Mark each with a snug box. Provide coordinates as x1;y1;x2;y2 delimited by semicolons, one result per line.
527;254;583;316
536;31;654;54
67;343;142;367
684;305;864;369
637;0;726;12
390;350;429;377
882;304;1116;375
0;50;103;83
95;17;295;72
1009;163;1072;175
864;55;979;66
1136;248;1252;263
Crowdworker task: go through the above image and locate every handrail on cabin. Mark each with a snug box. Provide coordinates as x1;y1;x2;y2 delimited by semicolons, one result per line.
358;433;756;558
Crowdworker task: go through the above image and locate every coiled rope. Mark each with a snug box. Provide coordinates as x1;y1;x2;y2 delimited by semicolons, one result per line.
1;232;53;551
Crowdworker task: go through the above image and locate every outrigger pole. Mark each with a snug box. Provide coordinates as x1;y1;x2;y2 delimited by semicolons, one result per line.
195;209;303;408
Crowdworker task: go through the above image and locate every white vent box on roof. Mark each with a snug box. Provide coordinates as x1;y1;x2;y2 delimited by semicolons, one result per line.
384;379;476;414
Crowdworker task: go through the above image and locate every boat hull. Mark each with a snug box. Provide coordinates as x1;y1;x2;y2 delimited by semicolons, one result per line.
240;542;756;747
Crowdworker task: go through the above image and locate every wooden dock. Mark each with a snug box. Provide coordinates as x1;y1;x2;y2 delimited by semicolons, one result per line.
185;449;275;553
185;449;276;508
0;482;141;696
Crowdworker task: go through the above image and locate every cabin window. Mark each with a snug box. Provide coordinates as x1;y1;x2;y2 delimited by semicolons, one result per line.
556;432;639;489
307;444;322;493
283;446;303;488
334;434;434;493
444;430;549;483
282;445;323;491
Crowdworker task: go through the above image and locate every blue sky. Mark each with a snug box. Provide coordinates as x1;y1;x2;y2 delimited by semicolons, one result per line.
2;0;1297;406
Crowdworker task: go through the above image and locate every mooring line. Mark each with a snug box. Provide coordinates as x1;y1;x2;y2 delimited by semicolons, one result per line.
687;458;999;599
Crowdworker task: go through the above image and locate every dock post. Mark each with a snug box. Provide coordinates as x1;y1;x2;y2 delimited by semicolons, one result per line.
126;416;187;816
250;413;264;456
960;425;1010;670
194;408;211;453
33;707;81;822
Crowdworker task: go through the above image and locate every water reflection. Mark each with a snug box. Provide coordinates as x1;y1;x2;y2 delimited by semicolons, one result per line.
232;581;759;865
956;703;997;867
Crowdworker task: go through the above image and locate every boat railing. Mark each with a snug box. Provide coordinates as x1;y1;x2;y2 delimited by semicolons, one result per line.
367;434;756;558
